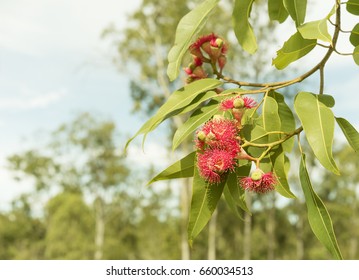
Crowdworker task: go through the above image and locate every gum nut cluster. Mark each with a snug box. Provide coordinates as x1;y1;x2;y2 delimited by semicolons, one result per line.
196;116;240;184
185;33;228;83
240;169;277;193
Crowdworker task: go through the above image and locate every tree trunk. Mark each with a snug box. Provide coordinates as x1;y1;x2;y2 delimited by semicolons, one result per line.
94;196;105;260
243;193;252;259
296;202;304;260
208;208;218;260
180;178;191;260
349;185;358;259
266;193;276;259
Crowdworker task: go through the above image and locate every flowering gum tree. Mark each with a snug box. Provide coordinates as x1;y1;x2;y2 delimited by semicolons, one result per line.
125;0;359;259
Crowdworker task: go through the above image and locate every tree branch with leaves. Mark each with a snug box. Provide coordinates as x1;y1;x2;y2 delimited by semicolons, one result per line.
126;0;359;259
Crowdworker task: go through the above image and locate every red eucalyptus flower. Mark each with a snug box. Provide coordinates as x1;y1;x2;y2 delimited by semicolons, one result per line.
240;169;276;193
197;148;236;184
220;96;257;111
195;117;240;156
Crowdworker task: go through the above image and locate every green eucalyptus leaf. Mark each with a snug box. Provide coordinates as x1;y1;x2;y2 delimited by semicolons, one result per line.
167;0;219;81
242;124;268;158
223;169;251;219
347;0;359;16
300;154;343;260
188;165;226;245
147;152;195;185
353;45;359;65
298;19;332;43
223;184;242;219
241;108;259;126
317;94;335;108
271;147;296;198
273;32;316;70
125;78;222;151
283;0;307;26
263;95;282;142
172;96;227;150
350;23;359;47
294;92;340;175
232;0;257;54
227;165;251;214
268;0;289;23
336;117;359;152
268;91;295;152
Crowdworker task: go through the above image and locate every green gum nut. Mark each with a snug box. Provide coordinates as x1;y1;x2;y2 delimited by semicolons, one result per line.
197;131;206;141
215;38;223;48
233;98;245;109
251;169;263;181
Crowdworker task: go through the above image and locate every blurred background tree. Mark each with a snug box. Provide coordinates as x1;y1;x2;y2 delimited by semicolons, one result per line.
2;121;359;259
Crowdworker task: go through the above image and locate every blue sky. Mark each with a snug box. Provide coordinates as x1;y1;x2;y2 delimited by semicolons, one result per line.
0;0;147;208
0;0;358;209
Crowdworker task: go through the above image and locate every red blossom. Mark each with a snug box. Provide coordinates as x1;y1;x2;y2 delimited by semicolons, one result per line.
195;118;240;156
220;96;257;111
220;98;235;111
197;149;236;183
193;56;203;66
190;33;217;50
189;33;228;62
243;97;257;109
184;67;192;75
240;170;276;193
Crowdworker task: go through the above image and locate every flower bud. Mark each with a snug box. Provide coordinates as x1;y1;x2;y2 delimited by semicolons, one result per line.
210;46;221;61
193;56;203;66
184;67;193;75
218;55;227;70
189;46;205;61
192;66;207;79
197;131;207;141
201;41;212;56
233;98;245;109
251;169;264;181
214;38;223;48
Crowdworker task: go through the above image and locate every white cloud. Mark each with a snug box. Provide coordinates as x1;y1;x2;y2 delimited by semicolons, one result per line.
0;87;67;110
0;0;141;56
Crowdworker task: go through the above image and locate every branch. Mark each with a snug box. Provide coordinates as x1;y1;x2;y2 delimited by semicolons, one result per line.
215;1;342;93
242;126;303;149
319;65;324;95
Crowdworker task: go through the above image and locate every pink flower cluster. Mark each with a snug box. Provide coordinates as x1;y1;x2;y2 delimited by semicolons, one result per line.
196;117;240;184
188;34;276;192
185;33;228;83
195;110;277;193
240;169;276;193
